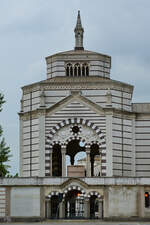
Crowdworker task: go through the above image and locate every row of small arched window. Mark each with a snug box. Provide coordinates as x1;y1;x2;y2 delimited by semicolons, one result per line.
66;63;89;77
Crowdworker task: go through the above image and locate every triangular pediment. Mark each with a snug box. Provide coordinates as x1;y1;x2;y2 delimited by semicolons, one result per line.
46;92;105;116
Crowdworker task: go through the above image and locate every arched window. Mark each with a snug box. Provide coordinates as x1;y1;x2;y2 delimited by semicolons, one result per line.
66;63;73;77
86;66;89;76
66;62;89;77
78;66;81;76
82;65;85;76
70;66;73;76
66;66;69;76
74;63;80;76
74;65;77;76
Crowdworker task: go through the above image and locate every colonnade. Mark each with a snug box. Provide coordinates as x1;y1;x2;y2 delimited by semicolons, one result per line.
49;146;97;177
45;197;103;219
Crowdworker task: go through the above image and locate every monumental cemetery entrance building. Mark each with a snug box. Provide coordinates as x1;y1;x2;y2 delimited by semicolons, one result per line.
0;11;150;221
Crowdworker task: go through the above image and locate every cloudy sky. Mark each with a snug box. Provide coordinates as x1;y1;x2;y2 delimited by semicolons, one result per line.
0;0;150;175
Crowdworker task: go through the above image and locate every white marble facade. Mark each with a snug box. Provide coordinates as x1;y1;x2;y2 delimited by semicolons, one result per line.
19;11;150;179
0;11;150;221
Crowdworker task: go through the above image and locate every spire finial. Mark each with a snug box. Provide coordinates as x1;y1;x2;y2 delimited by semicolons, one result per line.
74;10;84;50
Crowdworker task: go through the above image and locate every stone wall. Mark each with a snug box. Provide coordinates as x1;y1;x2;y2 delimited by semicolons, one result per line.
10;187;41;217
0;177;149;220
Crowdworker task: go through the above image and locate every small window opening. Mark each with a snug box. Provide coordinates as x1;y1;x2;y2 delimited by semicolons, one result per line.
86;66;89;76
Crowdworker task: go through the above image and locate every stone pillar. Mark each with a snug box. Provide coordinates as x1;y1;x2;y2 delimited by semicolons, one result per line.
47;199;51;218
98;199;103;219
62;147;66;177
103;187;109;218
40;187;45;219
138;186;145;218
59;199;65;219
50;149;53;176
19;117;23;176
39;111;46;176
106;113;113;176
86;149;91;177
84;197;90;218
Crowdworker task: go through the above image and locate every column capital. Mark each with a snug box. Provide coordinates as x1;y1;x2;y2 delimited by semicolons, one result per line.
61;148;66;154
85;147;91;153
86;150;90;154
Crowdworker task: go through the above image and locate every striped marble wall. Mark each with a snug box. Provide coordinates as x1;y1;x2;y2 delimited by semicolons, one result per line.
135;118;150;176
111;90;132;112
45;90;70;108
22;85;133;115
23;90;40;112
47;60;65;78
112;117;133;176
45;100;106;176
89;60;110;78
22;118;40;177
0;188;6;217
46;58;111;79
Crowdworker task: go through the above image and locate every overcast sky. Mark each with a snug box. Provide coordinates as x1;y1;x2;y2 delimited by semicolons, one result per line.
0;0;150;175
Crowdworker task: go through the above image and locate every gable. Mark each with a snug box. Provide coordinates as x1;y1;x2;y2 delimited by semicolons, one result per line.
45;95;106;135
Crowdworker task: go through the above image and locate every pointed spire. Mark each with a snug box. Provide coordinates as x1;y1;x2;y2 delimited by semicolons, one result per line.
74;10;84;50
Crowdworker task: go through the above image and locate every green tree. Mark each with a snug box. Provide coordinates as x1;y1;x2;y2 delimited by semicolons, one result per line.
0;93;11;177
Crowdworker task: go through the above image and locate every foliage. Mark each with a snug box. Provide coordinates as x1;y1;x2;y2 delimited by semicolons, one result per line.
0;93;12;177
6;173;18;178
0;93;5;112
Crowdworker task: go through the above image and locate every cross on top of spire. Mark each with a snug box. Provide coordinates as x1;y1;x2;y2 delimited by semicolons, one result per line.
74;11;84;50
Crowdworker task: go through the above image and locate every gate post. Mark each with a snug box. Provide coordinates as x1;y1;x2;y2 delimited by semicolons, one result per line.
98;199;103;219
59;199;65;219
47;199;51;218
83;197;90;218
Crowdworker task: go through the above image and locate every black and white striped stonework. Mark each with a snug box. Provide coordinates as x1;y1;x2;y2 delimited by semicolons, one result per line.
45;117;106;177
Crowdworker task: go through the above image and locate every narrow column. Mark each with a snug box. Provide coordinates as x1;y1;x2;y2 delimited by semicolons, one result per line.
98;199;103;219
47;199;51;218
106;113;113;176
59;199;65;219
83;197;90;218
86;148;91;177
62;147;66;177
138;186;145;218
39;111;46;176
50;149;53;176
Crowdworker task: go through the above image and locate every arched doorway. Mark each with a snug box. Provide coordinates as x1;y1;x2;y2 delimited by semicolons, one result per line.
65;190;84;219
66;139;86;177
51;195;59;218
90;195;99;218
52;144;62;176
87;192;103;219
66;139;85;165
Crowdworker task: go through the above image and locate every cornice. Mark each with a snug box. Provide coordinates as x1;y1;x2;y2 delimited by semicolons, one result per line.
22;77;133;95
18;108;46;120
